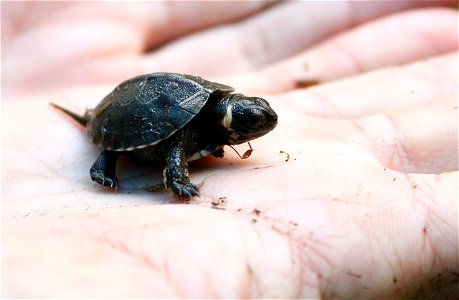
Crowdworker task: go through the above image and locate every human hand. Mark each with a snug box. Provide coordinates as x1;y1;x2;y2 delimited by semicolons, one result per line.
2;2;458;298
3;0;456;98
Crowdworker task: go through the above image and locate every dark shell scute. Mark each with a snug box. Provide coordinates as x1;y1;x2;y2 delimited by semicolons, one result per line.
88;73;228;151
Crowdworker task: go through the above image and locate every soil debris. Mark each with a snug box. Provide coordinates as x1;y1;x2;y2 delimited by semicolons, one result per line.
143;183;165;192
252;208;261;216
279;150;290;162
211;197;227;210
295;79;321;89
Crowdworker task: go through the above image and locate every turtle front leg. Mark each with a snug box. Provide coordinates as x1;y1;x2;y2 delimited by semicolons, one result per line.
90;150;119;189
164;138;199;198
212;147;225;158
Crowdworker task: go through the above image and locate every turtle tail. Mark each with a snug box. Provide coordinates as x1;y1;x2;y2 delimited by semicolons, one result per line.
50;103;92;127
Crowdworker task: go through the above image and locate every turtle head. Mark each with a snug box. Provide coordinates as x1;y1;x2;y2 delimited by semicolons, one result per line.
219;94;278;145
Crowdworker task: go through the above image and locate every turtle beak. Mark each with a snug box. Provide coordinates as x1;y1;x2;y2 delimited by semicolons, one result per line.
257;101;278;133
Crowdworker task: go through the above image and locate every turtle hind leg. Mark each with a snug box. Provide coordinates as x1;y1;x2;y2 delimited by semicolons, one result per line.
164;137;199;198
90;150;119;189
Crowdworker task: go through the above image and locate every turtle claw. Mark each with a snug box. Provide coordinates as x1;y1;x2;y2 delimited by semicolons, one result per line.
91;172;119;189
170;181;199;198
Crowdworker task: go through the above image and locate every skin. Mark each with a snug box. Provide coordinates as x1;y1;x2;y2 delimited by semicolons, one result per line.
2;2;458;298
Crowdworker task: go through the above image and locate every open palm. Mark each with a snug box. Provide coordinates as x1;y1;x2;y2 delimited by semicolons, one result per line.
2;2;458;298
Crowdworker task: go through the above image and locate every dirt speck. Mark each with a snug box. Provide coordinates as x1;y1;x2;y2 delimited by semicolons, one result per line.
295;79;321;89
279;150;290;162
143;183;165;193
242;165;274;172
211;197;227;210
242;149;252;159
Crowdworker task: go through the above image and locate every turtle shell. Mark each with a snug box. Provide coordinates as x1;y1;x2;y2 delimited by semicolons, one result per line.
87;73;235;151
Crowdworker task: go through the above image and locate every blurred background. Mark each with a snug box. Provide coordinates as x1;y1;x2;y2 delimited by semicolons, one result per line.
2;1;456;98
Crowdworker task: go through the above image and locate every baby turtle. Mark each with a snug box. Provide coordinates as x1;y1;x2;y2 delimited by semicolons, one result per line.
52;72;278;197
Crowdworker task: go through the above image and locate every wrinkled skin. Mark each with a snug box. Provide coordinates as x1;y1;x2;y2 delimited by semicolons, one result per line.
2;2;458;298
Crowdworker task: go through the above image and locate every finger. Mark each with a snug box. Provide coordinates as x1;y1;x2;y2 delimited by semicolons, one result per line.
227;8;458;94
142;2;457;76
278;52;457;174
2;1;270;99
143;1;274;49
4;2;456;99
2;1;270;47
278;52;457;118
